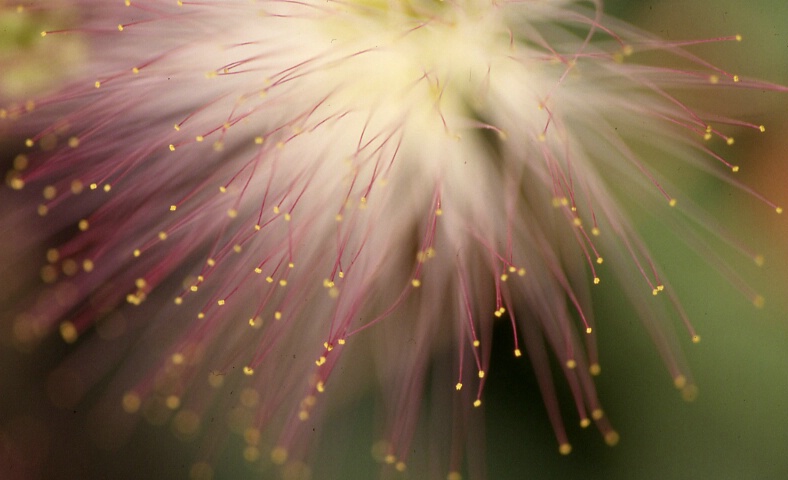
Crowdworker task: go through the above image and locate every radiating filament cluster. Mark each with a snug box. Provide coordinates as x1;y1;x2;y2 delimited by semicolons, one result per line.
2;0;785;478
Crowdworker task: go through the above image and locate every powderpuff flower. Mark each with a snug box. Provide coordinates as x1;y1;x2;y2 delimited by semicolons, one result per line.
1;0;784;478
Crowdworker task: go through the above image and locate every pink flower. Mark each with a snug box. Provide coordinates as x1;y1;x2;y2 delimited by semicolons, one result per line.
2;1;784;478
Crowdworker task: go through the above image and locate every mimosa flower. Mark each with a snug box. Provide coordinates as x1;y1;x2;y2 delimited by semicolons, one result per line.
2;1;784;478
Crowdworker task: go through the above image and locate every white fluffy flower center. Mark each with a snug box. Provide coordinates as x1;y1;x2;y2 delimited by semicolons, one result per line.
314;1;509;135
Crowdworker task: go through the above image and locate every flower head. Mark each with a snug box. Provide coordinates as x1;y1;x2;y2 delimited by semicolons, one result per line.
2;1;785;478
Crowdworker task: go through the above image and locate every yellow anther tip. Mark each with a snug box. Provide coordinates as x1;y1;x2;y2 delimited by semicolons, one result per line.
559;444;572;455
682;384;699;402
753;295;765;308
59;321;78;344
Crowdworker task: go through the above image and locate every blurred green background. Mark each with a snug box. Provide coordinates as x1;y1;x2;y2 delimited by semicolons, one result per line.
2;1;787;479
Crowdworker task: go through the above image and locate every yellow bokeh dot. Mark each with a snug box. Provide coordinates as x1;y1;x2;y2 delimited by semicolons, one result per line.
243;446;260;463
189;462;213;480
122;391;141;413
271;447;288;465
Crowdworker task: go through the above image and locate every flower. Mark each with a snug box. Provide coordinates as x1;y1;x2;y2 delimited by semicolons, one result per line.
1;1;785;478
